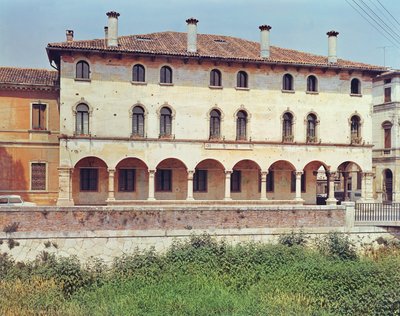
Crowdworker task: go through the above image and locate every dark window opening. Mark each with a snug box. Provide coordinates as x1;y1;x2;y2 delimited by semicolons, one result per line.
160;66;172;84
231;170;241;192
32;104;46;130
210;69;222;86
132;106;145;137
384;87;391;103
307;114;317;142
210;109;221;139
307;75;318;92
76;104;89;135
283;74;294;91
236;71;248;88
76;61;90;79
282;112;293;142
350;115;361;142
194;169;207;192
267;171;274;192
80;168;98;191
156;169;172;191
133;64;145;82
160;107;172;136
118;169;135;192
31;163;46;190
236;110;247;140
383;121;392;149
351;78;361;94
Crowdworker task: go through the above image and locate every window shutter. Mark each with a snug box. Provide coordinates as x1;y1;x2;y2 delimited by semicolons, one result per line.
32;105;39;129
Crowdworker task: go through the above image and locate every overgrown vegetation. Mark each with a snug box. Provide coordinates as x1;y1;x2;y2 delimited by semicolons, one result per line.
0;232;399;315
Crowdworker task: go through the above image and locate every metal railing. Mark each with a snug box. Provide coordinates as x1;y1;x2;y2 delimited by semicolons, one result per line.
355;203;400;223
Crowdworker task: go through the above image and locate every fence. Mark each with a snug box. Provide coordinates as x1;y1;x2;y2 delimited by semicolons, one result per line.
355;203;400;224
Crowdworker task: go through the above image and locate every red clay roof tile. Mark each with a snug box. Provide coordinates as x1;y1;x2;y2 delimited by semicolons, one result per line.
0;67;58;86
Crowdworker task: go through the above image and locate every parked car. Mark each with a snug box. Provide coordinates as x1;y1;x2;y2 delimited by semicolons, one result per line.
0;195;36;207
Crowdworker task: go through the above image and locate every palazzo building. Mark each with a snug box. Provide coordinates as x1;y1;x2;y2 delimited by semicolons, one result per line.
43;12;387;206
0;67;59;205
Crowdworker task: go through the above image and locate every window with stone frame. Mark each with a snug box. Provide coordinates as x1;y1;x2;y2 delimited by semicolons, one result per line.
132;64;145;82
350;115;361;143
236;71;248;88
209;109;221;139
159;107;172;137
76;103;89;135
156;169;172;191
193;169;207;192
384;87;391;103
118;169;135;192
306;113;317;142
282;112;293;142
80;168;98;191
283;74;294;91
350;78;361;95
32;104;47;130
236;110;247;140
76;61;90;79
231;170;241;192
132;106;145;137
31;163;46;190
160;66;173;84
307;75;318;92
210;69;222;87
382;121;392;149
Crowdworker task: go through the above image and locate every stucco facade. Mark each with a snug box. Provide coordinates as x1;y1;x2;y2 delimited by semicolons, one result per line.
45;13;386;206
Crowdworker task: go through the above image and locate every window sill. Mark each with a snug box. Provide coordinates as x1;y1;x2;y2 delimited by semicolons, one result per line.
74;78;91;82
209;85;223;89
282;89;295;94
131;81;147;85
29;129;50;134
159;82;174;86
350;93;362;97
73;133;91;138
235;87;250;91
306;91;319;95
130;134;145;139
158;134;174;140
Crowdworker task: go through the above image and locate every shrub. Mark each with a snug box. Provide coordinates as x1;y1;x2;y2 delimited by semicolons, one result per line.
278;230;307;247
316;232;357;260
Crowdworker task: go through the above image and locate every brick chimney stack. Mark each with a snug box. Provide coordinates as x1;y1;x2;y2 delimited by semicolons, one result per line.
66;30;74;42
106;11;120;47
259;25;272;58
186;18;199;53
327;30;339;64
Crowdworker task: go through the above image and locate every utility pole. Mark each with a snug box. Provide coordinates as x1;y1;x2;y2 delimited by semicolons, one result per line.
377;46;393;67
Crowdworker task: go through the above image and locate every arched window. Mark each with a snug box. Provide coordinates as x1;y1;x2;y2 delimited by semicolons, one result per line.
236;110;247;140
160;66;172;84
210;69;222;87
132;106;145;137
350;115;361;143
236;71;248;88
307;75;318;92
209;109;221;139
76;104;89;135
351;78;361;94
382;121;393;149
76;61;90;79
283;74;294;91
282;112;293;142
160;107;172;137
132;64;145;82
306;114;317;142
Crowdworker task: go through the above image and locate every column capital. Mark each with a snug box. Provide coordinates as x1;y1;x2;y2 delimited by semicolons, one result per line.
107;168;116;173
295;170;303;177
362;171;375;177
148;169;156;174
260;170;269;177
225;170;232;174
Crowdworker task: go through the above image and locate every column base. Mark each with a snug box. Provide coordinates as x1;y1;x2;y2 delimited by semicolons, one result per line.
223;197;232;201
294;198;304;203
259;197;268;201
186;197;195;201
106;197;116;204
147;197;156;201
56;198;74;207
325;198;338;205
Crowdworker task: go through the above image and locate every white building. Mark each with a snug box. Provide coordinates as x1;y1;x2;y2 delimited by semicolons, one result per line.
46;12;386;206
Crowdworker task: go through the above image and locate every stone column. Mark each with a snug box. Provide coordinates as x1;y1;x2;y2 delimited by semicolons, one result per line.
56;167;74;206
147;170;156;201
294;170;304;201
260;171;268;200
224;170;232;201
326;171;338;205
106;169;116;203
361;171;375;202
187;170;194;201
341;171;349;201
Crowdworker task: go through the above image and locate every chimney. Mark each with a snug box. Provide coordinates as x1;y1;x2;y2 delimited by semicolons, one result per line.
259;25;272;58
66;30;74;42
106;11;120;47
327;30;339;63
186;18;199;53
104;26;108;45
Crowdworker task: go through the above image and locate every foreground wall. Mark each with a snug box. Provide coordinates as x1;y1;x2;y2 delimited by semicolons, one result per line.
0;204;390;263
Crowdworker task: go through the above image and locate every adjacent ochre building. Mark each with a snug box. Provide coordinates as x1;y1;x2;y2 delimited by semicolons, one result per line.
44;12;387;206
0;67;59;205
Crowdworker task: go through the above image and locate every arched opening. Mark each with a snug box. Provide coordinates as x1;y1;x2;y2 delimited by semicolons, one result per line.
194;159;225;200
115;158;149;200
231;160;261;200
72;156;108;205
155;158;187;200
336;161;363;203
267;160;296;200
302;161;329;205
383;169;393;202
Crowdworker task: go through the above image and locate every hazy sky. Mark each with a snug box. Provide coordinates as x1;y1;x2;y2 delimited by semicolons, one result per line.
0;0;399;70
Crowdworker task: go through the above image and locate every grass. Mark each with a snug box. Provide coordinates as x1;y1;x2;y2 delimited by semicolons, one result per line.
0;233;399;315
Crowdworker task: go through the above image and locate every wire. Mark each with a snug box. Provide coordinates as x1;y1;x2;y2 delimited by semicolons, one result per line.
377;0;400;28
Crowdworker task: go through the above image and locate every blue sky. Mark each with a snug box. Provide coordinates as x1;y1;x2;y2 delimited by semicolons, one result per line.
0;0;399;70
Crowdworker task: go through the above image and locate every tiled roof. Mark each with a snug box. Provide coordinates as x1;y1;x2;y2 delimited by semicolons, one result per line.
48;31;386;71
0;67;58;86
